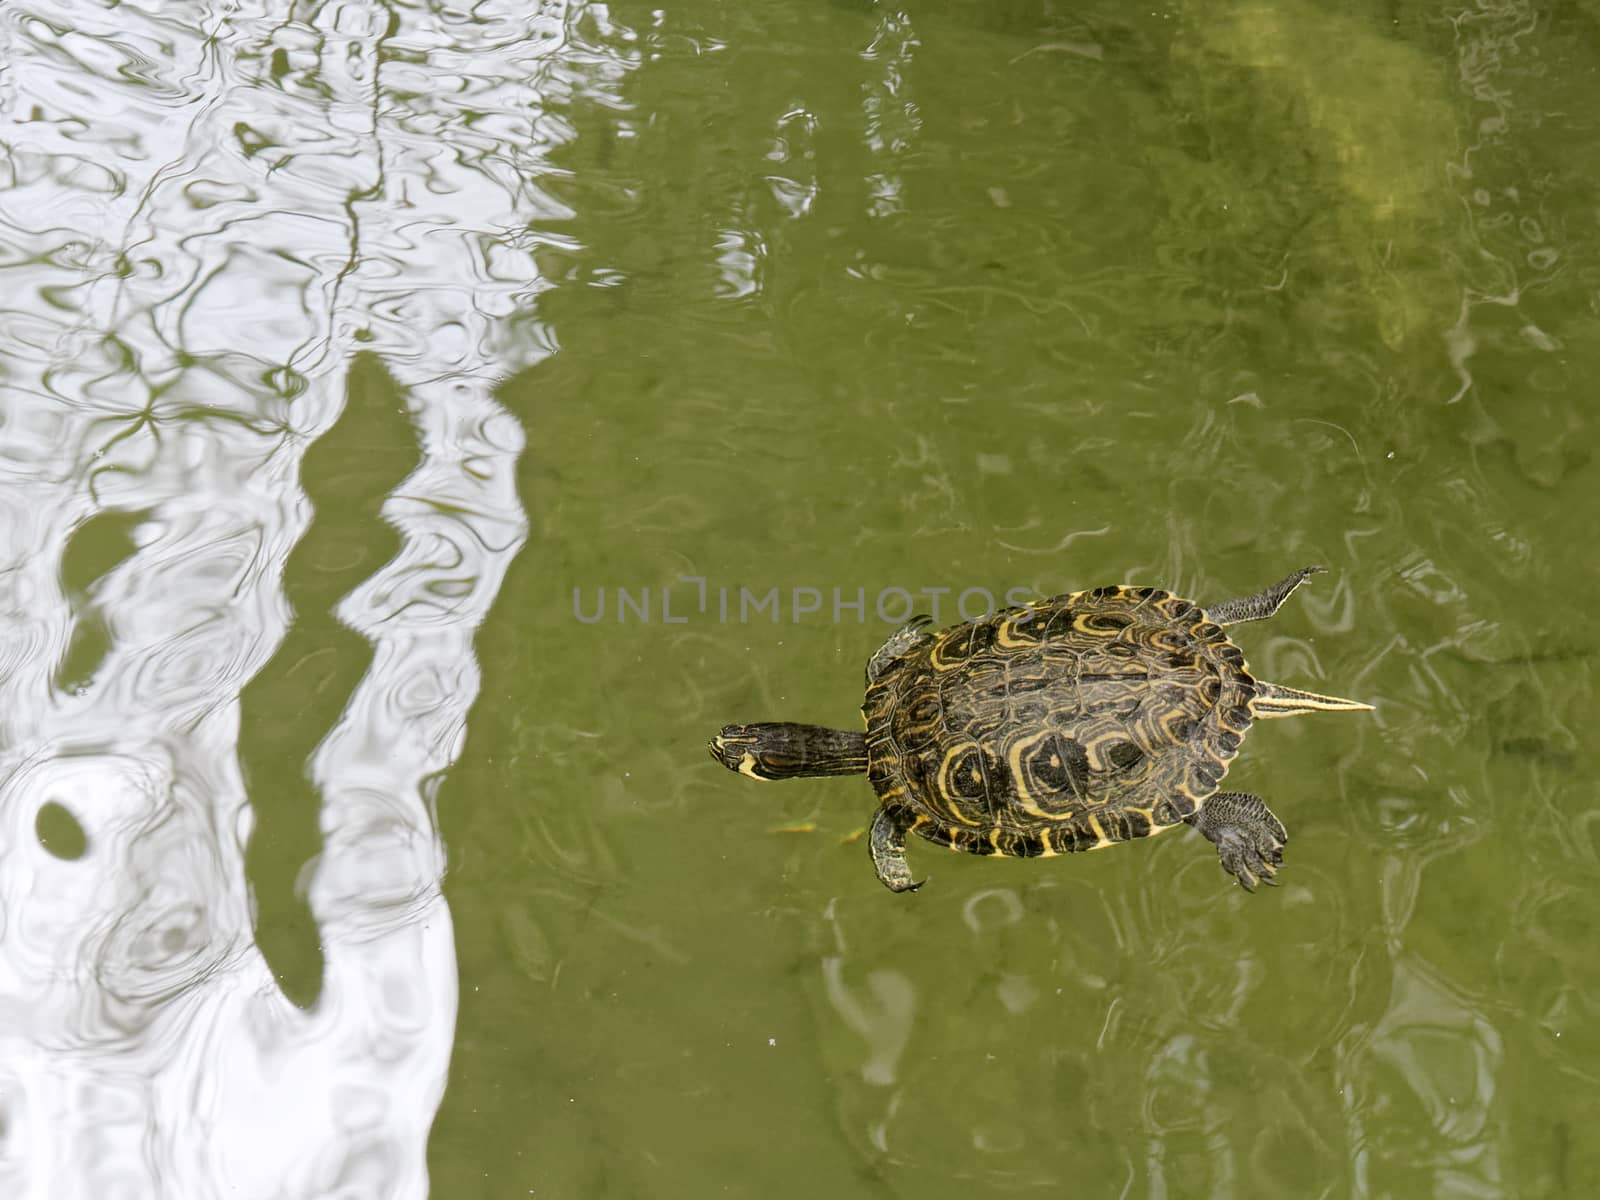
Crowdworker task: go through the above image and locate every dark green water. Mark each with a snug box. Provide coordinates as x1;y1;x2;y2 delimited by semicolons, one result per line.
3;0;1596;1197
437;2;1598;1197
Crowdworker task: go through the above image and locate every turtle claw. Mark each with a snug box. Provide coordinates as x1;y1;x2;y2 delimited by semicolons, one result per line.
1229;847;1280;892
879;871;925;895
1222;843;1265;892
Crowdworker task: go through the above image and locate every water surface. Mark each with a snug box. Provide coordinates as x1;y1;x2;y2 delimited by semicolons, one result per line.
1;0;1595;1197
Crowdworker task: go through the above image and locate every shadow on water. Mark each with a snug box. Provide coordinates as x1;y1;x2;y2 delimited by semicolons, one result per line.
54;509;149;694
236;355;420;1007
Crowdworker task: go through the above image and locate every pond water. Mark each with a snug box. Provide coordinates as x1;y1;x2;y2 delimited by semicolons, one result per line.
1;0;1596;1197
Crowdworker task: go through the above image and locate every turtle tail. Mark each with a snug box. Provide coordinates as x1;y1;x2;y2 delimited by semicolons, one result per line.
709;723;869;780
1250;680;1373;718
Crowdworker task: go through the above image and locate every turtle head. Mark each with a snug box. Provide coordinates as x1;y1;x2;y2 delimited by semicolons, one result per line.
708;724;787;780
708;722;870;779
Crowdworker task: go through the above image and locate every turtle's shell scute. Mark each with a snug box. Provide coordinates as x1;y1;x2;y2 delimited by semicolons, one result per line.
861;587;1257;857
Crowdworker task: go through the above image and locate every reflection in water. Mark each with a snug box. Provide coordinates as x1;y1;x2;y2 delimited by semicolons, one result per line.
860;8;921;219
0;0;618;1193
237;356;425;1008
1341;957;1505;1196
821;899;915;1088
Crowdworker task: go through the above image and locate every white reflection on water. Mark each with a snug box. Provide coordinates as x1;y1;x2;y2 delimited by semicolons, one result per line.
0;0;636;1195
860;7;920;219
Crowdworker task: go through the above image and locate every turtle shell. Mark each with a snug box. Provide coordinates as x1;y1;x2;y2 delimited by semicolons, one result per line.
860;586;1257;858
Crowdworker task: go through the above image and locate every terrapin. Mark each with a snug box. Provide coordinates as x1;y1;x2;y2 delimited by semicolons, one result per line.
709;566;1371;893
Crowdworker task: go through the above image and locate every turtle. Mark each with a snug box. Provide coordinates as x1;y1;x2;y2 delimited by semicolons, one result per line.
708;566;1371;893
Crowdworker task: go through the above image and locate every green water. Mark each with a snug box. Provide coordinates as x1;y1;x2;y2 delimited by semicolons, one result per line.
426;2;1599;1196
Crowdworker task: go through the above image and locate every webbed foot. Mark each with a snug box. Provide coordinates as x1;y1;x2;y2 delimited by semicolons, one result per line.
867;616;935;683
870;806;924;893
1187;791;1287;892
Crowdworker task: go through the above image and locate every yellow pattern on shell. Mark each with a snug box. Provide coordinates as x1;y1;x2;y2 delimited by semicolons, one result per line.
933;745;985;826
862;583;1258;854
1004;727;1081;823
1084;814;1112;850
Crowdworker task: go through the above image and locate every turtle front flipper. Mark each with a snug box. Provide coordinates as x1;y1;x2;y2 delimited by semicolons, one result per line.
1187;791;1287;892
867;616;934;683
709;723;869;780
1207;565;1325;626
869;806;923;893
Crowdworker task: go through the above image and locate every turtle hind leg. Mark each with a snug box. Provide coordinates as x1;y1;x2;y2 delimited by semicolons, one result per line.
870;806;923;893
867;616;934;683
1207;566;1325;626
1186;791;1287;892
708;723;868;780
